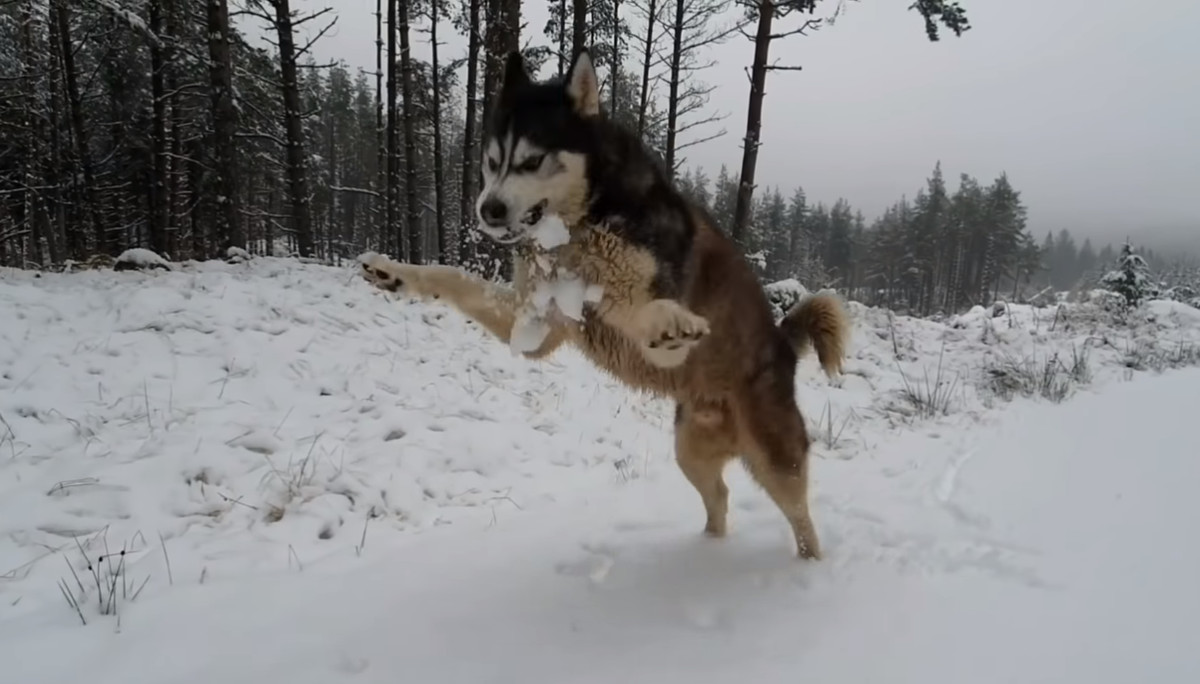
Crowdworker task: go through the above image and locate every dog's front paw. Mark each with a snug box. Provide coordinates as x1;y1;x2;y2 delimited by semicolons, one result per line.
358;252;424;297
633;299;710;368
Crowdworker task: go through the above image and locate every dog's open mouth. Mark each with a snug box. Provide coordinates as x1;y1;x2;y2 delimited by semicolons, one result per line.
490;232;523;245
520;200;548;227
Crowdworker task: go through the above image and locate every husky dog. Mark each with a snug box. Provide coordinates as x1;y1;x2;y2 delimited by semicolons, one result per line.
360;48;849;559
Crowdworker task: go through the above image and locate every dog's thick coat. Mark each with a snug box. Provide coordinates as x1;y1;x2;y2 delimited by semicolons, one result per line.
361;50;849;559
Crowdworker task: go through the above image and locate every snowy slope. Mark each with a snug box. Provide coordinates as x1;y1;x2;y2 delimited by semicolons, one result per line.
2;258;1199;683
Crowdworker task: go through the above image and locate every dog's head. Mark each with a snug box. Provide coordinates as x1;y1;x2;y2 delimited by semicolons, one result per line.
474;49;600;245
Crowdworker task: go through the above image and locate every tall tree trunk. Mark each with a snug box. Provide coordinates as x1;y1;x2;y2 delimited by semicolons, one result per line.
398;0;421;263
572;0;587;55
664;0;685;179
328;117;337;260
205;0;245;252
18;1;55;265
459;0;481;268
732;0;775;244
636;0;657;138
610;0;621;117
430;1;448;264
53;0;106;255
557;0;567;75
163;0;183;257
270;0;316;258
477;0;503;275
148;0;169;256
480;0;501;132
375;0;386;252
387;0;401;256
45;7;69;258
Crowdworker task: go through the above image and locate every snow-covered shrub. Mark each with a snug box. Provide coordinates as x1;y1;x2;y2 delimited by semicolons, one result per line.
226;246;253;264
982;345;1092;404
1122;339;1200;373
113;248;172;271
763;278;810;322
1099;242;1158;308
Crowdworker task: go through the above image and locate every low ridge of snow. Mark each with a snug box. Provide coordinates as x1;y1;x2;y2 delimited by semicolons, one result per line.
2;257;1199;683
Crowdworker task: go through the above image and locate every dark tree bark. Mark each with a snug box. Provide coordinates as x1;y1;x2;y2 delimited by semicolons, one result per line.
205;0;245;251
610;0;621;117
387;0;401;256
398;0;421;263
45;3;70;257
557;0;567;75
268;0;316;258
479;0;501;134
148;0;169;256
459;0;482;267
430;0;448;264
163;0;183;258
53;0;106;254
572;0;587;55
375;0;386;251
731;0;775;245
635;0;656;138
663;0;685;180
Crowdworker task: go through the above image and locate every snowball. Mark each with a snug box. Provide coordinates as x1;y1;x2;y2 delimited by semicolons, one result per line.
530;214;570;250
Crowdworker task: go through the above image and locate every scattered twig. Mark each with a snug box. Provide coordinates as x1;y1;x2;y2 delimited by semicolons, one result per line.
158;532;173;586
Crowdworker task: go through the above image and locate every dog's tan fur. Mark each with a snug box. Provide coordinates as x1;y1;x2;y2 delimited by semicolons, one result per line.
360;207;849;559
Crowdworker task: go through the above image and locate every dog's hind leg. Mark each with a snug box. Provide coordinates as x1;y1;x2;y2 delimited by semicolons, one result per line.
674;402;736;538
734;386;821;560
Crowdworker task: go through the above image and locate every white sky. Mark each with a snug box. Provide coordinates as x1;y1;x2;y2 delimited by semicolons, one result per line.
247;0;1200;250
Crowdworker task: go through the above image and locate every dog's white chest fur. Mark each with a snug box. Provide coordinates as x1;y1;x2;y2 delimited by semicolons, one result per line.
508;215;604;355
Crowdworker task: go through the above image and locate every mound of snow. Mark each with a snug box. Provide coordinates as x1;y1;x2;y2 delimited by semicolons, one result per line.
114;248;171;271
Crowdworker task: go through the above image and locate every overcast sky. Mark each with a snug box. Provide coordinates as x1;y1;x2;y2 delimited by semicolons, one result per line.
258;0;1200;251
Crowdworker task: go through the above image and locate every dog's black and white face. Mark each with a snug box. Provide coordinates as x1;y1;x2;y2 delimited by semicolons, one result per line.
474;50;600;244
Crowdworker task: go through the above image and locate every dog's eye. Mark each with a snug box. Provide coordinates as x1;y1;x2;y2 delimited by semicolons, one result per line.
486;157;500;173
516;155;544;173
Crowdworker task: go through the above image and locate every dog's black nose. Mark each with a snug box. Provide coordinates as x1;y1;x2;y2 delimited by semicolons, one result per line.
479;198;508;227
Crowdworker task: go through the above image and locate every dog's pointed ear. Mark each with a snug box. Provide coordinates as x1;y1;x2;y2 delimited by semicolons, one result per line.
500;51;530;101
566;48;600;117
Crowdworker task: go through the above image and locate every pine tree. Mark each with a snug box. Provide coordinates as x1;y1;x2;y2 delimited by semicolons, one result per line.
1101;241;1159;308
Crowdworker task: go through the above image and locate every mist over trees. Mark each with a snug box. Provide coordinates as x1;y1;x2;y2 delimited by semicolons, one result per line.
2;0;1193;313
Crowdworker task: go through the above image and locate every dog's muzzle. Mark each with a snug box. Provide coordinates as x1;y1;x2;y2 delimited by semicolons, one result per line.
473;200;548;245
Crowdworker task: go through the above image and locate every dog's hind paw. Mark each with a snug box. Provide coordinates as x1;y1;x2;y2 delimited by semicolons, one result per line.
634;299;709;368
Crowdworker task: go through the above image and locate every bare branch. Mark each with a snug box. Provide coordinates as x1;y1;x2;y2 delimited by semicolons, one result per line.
295;17;338;60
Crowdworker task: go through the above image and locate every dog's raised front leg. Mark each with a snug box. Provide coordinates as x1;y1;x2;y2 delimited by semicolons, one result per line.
571;231;710;369
359;254;569;359
627;299;710;368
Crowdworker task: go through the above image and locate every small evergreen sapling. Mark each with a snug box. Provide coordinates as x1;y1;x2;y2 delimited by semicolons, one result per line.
1100;241;1159;308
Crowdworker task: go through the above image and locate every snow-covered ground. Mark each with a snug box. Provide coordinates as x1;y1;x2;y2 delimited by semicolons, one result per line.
2;257;1199;683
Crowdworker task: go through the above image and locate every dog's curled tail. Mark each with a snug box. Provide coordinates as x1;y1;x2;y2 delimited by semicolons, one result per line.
779;293;850;379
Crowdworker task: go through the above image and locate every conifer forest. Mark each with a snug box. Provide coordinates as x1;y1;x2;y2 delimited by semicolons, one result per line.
1;0;1194;315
